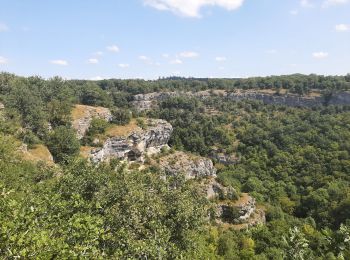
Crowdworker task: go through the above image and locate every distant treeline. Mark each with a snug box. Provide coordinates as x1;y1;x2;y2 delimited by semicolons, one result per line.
1;73;350;96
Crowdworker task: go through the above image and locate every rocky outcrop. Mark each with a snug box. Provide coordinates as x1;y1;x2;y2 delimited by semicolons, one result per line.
204;178;237;200
72;105;112;139
157;151;217;179
90;119;172;163
216;193;266;229
0;102;4;110
132;92;179;111
132;90;350;111
210;151;240;165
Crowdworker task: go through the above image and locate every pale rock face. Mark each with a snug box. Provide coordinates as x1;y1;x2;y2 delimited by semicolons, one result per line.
72;105;112;139
158;151;217;179
132;90;350;111
205;178;233;200
90;119;173;163
216;193;266;227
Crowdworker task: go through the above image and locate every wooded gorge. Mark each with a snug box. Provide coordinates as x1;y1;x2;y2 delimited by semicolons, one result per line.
0;73;350;259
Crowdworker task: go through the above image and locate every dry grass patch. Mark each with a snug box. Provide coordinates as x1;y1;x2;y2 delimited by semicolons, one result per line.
231;193;251;207
71;104;110;121
80;146;95;159
105;119;141;138
22;144;54;164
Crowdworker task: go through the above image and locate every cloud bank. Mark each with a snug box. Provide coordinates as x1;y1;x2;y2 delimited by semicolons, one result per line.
144;0;244;17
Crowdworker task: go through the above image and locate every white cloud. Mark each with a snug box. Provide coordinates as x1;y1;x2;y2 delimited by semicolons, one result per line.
107;45;120;52
88;58;99;64
50;60;68;66
139;55;161;66
300;0;314;8
144;0;244;17
0;56;8;64
170;58;183;64
312;52;329;59
215;56;227;62
94;51;104;56
335;24;350;31
118;63;130;68
290;10;299;15
90;76;103;81
0;23;9;32
323;0;348;7
139;55;153;64
179;51;199;58
162;53;170;58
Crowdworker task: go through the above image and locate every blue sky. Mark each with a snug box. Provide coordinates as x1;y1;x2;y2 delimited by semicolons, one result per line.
0;0;349;79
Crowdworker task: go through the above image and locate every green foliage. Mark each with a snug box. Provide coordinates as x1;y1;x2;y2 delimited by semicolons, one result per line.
79;82;112;107
47;99;72;127
46;126;80;163
136;118;146;129
111;108;132;125
0;159;208;259
82;118;109;146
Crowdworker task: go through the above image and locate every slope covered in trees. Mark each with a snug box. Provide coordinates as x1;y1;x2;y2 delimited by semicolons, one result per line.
0;73;350;259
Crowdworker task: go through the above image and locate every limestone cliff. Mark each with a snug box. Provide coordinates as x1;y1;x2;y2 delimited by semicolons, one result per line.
132;90;350;111
89;119;173;163
71;104;112;139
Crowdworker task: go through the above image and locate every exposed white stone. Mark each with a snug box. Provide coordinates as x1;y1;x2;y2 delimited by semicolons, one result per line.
72;105;112;139
90;119;173;163
158;151;217;179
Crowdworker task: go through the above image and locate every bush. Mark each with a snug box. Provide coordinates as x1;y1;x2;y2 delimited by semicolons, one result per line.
46;126;80;163
83;118;109;146
111;109;131;125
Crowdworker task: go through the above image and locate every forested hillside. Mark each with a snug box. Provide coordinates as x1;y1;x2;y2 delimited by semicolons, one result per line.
1;73;350;259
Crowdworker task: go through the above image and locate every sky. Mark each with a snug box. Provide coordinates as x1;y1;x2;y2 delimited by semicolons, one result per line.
0;0;349;80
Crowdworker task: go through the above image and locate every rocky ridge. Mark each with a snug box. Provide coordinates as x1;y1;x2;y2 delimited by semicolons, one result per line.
132;90;350;111
72;105;264;229
89;119;173;163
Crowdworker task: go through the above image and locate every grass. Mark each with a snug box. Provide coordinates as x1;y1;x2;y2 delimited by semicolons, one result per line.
80;146;96;158
105;119;141;138
22;144;54;163
71;104;110;121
